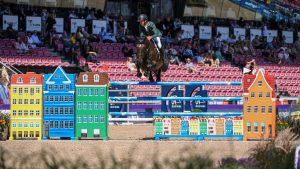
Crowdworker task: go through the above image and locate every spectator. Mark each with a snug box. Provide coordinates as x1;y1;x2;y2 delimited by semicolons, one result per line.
244;59;256;74
70;33;77;45
278;48;289;63
181;43;194;62
168;47;182;66
211;56;220;67
117;15;125;34
83;45;97;61
69;10;78;19
31;31;43;46
101;29;117;43
27;32;36;48
15;37;29;54
185;58;197;73
203;54;212;67
86;11;97;21
5;23;16;39
126;57;137;72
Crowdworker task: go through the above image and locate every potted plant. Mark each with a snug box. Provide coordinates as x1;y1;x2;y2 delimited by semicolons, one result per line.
0;111;9;141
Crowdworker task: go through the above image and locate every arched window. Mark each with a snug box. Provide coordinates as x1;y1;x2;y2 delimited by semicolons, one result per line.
30;77;36;83
83;74;88;82
94;74;99;82
17;77;23;83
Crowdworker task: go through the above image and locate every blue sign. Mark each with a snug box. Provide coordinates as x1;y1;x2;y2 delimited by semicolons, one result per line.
161;85;183;112
109;85;128;114
185;85;208;112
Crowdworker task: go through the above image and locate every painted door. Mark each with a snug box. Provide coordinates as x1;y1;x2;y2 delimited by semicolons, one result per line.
215;118;225;135
233;117;243;135
155;118;163;135
189;117;199;135
171;118;181;135
199;118;207;135
181;120;189;135
225;119;233;135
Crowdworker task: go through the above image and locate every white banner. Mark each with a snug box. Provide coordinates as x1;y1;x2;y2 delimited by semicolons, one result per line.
267;30;278;42
26;16;42;32
216;27;229;40
181;25;194;39
71;19;85;33
92;20;107;35
3;15;18;30
113;21;128;34
282;31;293;44
199;26;212;40
250;29;262;41
234;28;246;40
54;18;64;33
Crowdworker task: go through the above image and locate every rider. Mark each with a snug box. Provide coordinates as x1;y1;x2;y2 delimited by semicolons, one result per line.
138;14;162;50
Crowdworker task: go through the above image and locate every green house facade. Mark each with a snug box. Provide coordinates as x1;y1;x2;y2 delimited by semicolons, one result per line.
75;72;109;140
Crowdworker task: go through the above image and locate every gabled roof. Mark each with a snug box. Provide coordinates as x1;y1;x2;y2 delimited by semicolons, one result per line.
243;68;276;97
45;66;71;84
76;72;109;85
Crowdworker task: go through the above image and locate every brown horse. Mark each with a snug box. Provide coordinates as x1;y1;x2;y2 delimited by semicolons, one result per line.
136;38;168;82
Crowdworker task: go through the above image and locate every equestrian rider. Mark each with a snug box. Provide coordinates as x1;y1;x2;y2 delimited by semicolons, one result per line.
138;14;162;50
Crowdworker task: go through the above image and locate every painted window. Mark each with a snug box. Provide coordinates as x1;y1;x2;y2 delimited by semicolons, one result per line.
258;92;262;98
78;116;82;123
55;108;58;114
258;81;262;86
36;99;40;104
30;122;34;128
94;115;98;123
94;74;99;82
18;122;22;128
83;89;87;96
89;88;93;96
64;108;69;114
83;74;88;82
64;96;68;102
59;96;63;101
30;88;34;95
18;99;22;104
100;115;104;123
13;99;16;104
24;99;28;104
24;122;28;128
36;88;40;93
94;89;99;96
247;122;251;132
30;99;34;104
30;77;36;83
12;110;16;116
78;89;82;96
54;85;58;90
54;75;58;79
83;116;87;123
60;121;63;128
83;102;87;110
50;96;54;101
60;84;64;90
69;108;73;114
64;121;68;128
30;110;34;116
50;108;54;114
266;92;270;97
56;96;60;101
244;97;248;102
45;108;49;114
100;88;104;96
261;106;265;113
251;92;255;97
268;106;272;113
94;102;98;110
12;122;16;128
18;88;22;95
247;79;251;83
254;122;258;132
13;88;17;93
247;106;251;113
48;85;52;90
70;121;73;128
69;96;73;102
36;110;40;116
55;121;58;128
24;110;28;116
89;102;93;110
24;88;28;93
45;96;49;101
77;102;82;109
261;122;265;133
59;75;63;79
89;115;93;123
60;108;63;114
254;106;258;113
17;77;23;83
66;85;70;90
36;122;40;128
100;101;104;110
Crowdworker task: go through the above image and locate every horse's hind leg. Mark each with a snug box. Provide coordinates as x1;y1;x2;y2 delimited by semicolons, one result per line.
149;71;155;82
156;69;161;82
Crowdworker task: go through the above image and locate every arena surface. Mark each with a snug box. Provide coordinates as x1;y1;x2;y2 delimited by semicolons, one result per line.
2;124;260;168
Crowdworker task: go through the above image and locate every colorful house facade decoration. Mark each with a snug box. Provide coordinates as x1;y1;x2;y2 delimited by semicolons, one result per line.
243;68;276;140
43;66;76;139
75;72;109;140
10;72;43;140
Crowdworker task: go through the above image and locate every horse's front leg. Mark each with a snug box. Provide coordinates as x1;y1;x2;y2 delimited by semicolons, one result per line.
155;69;161;82
135;62;142;78
148;71;154;82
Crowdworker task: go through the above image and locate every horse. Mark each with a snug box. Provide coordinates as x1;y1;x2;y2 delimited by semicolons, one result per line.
135;37;169;82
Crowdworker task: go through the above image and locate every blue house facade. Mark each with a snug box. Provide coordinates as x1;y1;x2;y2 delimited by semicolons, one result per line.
43;66;76;139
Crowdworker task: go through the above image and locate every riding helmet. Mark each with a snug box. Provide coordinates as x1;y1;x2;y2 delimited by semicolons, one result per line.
137;14;148;22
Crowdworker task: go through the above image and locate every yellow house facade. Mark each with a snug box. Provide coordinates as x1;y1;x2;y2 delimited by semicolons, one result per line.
9;73;43;140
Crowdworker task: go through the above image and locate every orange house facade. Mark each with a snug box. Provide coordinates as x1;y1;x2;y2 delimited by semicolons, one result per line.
243;68;276;140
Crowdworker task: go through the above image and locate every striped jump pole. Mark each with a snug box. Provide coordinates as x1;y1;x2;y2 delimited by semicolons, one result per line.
109;96;242;101
109;81;242;86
